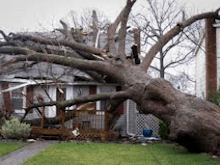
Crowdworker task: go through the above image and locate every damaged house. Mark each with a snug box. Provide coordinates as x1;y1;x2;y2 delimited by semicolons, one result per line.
0;12;159;140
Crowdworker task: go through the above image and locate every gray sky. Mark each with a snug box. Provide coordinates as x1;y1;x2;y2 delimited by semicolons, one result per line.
0;0;219;32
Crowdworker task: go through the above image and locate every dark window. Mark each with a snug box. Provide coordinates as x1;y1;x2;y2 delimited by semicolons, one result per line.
12;88;23;111
100;99;109;111
99;86;114;111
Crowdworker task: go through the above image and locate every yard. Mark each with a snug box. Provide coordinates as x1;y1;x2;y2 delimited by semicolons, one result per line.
22;142;219;165
0;142;26;156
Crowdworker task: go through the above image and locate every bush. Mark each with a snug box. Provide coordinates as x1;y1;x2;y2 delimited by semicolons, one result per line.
1;117;31;140
158;119;170;139
211;88;220;106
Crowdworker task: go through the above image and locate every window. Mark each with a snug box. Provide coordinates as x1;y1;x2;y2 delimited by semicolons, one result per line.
97;86;115;111
100;99;109;110
73;85;89;109
12;87;25;113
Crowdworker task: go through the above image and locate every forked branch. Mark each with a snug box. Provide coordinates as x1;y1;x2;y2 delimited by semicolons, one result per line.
140;10;220;70
108;0;136;54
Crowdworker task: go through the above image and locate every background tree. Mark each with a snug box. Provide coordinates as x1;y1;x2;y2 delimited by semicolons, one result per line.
0;0;220;153
131;0;203;93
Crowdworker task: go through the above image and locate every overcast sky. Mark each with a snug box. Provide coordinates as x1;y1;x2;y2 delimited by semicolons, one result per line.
0;0;219;33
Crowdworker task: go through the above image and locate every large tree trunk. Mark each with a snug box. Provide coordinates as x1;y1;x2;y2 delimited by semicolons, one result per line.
0;0;220;154
127;76;220;153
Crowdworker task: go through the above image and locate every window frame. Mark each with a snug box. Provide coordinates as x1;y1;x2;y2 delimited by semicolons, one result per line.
11;85;26;114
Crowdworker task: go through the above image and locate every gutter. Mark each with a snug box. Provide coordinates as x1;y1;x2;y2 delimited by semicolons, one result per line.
0;80;53;93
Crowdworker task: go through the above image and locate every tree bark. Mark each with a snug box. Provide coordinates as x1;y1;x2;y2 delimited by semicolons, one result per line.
125;73;220;153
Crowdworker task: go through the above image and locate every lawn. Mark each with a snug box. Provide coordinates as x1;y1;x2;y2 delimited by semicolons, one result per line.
0;142;27;156
22;142;219;165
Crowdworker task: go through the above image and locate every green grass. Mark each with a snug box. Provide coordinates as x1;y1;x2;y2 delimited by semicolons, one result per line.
22;143;219;165
0;142;27;156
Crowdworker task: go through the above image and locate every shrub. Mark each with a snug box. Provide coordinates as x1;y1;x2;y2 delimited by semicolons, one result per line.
1;117;31;140
211;88;220;106
158;119;170;139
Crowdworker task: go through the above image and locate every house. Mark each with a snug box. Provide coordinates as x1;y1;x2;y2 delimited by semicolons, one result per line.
0;26;159;139
195;19;220;100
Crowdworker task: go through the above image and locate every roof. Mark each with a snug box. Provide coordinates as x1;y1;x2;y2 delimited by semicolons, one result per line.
0;54;93;83
0;28;136;84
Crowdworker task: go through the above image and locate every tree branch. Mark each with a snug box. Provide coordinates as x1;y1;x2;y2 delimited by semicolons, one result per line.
140;10;220;70
164;49;194;69
0;46;35;55
24;91;130;112
11;34;103;55
0;46;112;76
0;30;11;42
150;65;160;72
118;0;136;55
108;0;136;54
56;20;75;41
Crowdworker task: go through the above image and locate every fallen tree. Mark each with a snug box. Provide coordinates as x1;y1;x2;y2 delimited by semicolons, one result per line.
0;0;220;153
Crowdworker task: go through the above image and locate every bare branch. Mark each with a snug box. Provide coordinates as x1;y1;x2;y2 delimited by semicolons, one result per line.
140;10;220;70
216;7;220;14
56;20;75;41
11;34;103;55
150;65;160;72
0;30;10;42
164;49;194;69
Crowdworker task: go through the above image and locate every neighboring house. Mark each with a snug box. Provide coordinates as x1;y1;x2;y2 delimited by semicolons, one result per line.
195;19;220;100
0;28;159;138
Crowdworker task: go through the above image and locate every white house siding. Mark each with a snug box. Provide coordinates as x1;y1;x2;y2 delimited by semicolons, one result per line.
65;86;74;110
23;85;91;120
46;85;90;118
112;100;134;137
47;86;57;118
126;99;137;135
195;39;206;99
215;24;220;88
23;85;50;120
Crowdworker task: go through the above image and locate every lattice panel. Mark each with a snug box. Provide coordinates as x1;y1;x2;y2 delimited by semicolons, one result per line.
136;114;159;136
